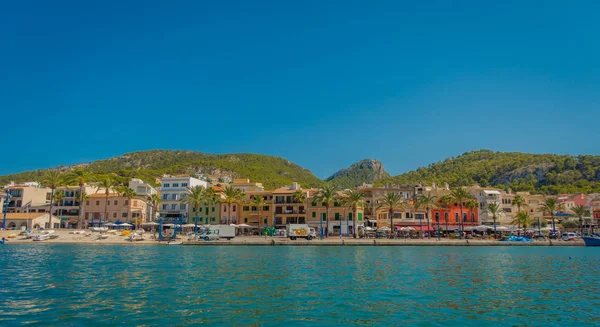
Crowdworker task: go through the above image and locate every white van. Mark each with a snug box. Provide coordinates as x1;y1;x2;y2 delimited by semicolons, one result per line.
562;232;580;241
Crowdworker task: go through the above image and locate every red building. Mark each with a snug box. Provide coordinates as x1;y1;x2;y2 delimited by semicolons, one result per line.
431;203;479;231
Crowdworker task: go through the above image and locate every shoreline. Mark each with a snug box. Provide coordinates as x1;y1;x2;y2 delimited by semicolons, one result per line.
1;230;585;246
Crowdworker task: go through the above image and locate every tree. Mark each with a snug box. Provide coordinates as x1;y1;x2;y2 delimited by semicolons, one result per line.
512;195;526;236
570;205;591;234
485;202;502;238
93;175;119;225
292;190;307;225
147;194;161;222
512;211;533;230
66;168;96;229
251;194;267;234
41;171;65;228
540;197;564;236
449;187;473;239
54;190;65;227
222;185;245;224
465;199;478;226
182;185;207;235
121;187;137;224
203;188;219;226
377;192;406;239
438;195;453;237
343;189;365;239
313;185;337;238
416;192;437;239
561;220;579;231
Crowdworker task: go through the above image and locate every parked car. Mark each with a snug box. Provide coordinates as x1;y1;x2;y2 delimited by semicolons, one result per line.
562;232;580;241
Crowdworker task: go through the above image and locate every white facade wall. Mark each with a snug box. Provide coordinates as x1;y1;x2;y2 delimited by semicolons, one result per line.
159;177;207;222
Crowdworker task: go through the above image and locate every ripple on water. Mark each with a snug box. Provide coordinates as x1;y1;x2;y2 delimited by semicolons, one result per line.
0;245;599;326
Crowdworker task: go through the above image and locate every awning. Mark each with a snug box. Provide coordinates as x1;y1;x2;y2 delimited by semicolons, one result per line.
395;225;434;232
483;190;501;195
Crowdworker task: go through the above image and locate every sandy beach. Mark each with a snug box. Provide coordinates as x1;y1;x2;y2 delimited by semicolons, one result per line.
0;230;585;246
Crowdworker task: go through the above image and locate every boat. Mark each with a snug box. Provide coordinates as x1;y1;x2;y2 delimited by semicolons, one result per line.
97;234;109;240
166;241;183;246
33;234;50;241
582;236;600;246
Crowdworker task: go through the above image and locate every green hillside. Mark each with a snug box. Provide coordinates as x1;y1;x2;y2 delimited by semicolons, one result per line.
326;159;390;188
0;150;324;190
376;150;600;194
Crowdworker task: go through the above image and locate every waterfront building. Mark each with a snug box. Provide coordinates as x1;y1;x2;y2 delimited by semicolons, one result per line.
52;185;98;228
3;184;50;213
84;193;147;226
2;212;61;229
158;175;207;223
188;186;224;225
129;178;157;221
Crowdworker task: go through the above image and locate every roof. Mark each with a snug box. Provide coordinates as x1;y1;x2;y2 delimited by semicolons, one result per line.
88;193;123;198
2;213;50;220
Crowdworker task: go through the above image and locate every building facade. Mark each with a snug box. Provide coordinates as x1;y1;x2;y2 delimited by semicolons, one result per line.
84;194;147;226
158;176;207;223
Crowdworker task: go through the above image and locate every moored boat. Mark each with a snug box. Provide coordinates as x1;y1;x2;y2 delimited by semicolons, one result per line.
582;236;600;246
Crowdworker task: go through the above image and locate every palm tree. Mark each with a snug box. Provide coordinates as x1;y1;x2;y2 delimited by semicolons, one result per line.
147;194;161;222
67;168;96;229
416;192;437;239
377;192;406;239
41;171;65;228
485;202;502;239
512;211;532;230
540;197;564;237
292;190;307;224
343;189;365;238
313;185;337;238
54;190;65;228
449;187;473;240
93;175;118;226
203;188;219;226
182;185;207;236
438;194;453;237
121;187;137;224
465;199;478;226
251;194;267;236
222;186;245;224
570;205;591;235
512;195;526;236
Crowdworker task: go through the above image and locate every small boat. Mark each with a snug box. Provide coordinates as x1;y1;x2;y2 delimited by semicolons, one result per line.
33;234;50;241
97;234;109;240
166;241;183;246
582;236;600;246
49;234;59;239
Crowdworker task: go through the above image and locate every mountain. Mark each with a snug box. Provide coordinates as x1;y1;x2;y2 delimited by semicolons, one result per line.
326;159;390;188
376;150;600;194
0;150;324;190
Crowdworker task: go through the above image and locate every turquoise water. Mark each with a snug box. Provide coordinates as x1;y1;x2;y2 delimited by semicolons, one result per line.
0;245;599;326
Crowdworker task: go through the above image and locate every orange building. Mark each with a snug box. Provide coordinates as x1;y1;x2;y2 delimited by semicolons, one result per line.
431;203;479;231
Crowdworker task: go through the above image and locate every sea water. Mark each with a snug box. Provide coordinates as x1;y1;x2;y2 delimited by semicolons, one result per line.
0;245;598;326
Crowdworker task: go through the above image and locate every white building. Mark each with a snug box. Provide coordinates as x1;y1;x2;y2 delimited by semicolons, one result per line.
129;178;157;197
158;176;207;223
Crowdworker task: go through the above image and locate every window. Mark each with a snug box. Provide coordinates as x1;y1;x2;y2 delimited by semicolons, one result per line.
85;212;89;219
406;213;410;219
163;183;170;188
86;201;90;206
471;213;475;222
321;213;327;221
122;213;127;218
244;218;248;223
444;212;449;222
348;213;352;221
173;183;179;187
264;218;267;224
125;200;129;205
133;201;137;206
113;213;117;218
358;213;363;221
212;207;215;212
162;194;169;200
114;200;118;205
312;212;316;218
335;213;340;220
182;183;188;187
463;213;467;222
243;206;249;211
171;204;177;210
233;206;236;212
162;204;167;210
455;213;459;222
171;194;177;200
180;204;186;210
96;201;100;205
263;206;269;211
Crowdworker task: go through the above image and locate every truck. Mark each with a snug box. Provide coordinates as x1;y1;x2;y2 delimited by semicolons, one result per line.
199;225;236;241
287;224;317;240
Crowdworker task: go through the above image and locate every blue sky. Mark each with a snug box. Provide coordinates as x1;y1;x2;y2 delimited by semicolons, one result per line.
2;0;599;178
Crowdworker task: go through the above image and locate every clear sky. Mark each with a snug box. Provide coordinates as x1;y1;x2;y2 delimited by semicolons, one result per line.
2;0;599;178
